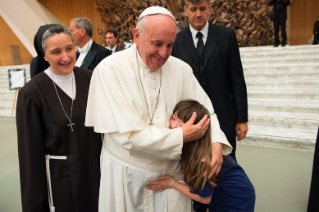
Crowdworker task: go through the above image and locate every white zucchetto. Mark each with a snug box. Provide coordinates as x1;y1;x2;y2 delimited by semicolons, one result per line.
138;6;176;21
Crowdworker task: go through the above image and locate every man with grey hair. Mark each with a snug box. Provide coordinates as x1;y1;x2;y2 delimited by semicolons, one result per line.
69;17;111;70
172;0;248;210
85;6;232;212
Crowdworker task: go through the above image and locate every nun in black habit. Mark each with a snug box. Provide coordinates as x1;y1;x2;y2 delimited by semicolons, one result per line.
16;24;102;212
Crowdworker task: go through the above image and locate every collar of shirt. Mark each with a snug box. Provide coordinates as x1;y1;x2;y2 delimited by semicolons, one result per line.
189;21;209;46
111;45;117;53
106;45;117;54
78;39;93;54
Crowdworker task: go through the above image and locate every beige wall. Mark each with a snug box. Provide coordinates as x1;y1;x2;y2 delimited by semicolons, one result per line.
0;16;33;66
290;0;319;45
38;0;109;46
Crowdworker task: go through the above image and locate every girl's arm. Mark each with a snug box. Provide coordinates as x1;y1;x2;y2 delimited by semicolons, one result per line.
147;175;212;205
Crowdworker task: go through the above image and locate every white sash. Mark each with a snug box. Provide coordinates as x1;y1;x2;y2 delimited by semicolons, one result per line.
45;154;67;212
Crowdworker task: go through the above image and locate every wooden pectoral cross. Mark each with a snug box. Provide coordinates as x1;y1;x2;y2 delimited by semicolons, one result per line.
67;122;75;132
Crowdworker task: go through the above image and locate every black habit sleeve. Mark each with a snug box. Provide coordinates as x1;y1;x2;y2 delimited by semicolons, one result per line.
16;88;49;212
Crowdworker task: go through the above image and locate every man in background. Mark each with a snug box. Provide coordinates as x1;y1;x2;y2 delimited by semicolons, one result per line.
268;0;291;47
172;0;248;162
105;29;122;53
313;16;319;45
69;17;111;70
172;2;248;210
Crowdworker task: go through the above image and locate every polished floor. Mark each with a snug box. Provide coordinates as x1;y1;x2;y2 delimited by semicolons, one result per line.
0;120;315;212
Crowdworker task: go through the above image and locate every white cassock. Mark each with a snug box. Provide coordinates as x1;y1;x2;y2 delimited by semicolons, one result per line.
85;44;232;212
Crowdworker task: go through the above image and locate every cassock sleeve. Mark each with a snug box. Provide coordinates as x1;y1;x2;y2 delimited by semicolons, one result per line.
16;89;49;212
186;67;233;156
108;127;183;160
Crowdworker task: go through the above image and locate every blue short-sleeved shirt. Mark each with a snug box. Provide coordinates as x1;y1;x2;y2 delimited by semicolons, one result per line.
191;155;256;212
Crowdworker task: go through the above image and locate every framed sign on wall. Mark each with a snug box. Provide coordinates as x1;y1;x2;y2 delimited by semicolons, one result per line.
8;68;26;90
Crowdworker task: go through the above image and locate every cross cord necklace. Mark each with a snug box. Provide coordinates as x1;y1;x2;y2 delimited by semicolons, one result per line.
135;48;162;125
51;71;75;132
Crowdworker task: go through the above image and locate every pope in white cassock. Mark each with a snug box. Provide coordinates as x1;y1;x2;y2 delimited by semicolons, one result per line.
85;6;232;212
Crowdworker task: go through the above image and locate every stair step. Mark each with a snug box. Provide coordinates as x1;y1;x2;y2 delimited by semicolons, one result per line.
249;115;319;130
247;83;319;89
0;114;15;122
241;56;319;64
248;100;319;113
242;125;316;151
240;44;319;53
0;91;19;97
240;49;319;58
248;89;319;99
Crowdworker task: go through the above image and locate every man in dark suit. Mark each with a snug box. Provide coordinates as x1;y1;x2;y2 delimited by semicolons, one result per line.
172;4;247;211
308;128;319;212
105;29;123;53
268;0;291;47
172;0;248;162
313;16;319;45
69;17;111;70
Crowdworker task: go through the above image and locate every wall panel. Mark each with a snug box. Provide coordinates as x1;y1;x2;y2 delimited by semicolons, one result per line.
38;0;110;45
290;0;319;45
0;16;33;66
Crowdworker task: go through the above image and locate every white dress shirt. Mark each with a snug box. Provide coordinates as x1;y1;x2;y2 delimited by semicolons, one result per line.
189;21;209;46
106;45;117;54
75;39;93;67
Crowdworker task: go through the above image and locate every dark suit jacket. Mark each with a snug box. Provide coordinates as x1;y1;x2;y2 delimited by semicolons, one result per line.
115;45;123;53
171;22;248;137
268;0;290;20
105;45;123;53
313;20;319;34
76;41;111;71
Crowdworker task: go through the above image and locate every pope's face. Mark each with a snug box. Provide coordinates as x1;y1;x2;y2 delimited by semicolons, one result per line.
134;15;176;70
44;33;76;76
169;113;185;129
184;0;211;31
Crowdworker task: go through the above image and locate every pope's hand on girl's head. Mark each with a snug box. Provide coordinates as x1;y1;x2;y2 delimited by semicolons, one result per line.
182;112;210;143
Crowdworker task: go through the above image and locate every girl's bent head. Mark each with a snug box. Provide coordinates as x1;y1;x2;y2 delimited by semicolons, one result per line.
172;100;216;191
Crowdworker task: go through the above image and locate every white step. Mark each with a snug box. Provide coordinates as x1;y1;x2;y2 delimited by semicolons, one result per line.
243;125;317;151
241;55;319;64
248;89;319;100
248;98;319;113
249;110;319;130
240;48;319;58
247;80;319;89
240;44;319;53
0;104;16;111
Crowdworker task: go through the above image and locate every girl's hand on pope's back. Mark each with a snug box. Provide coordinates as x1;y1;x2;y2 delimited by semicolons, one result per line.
147;175;176;192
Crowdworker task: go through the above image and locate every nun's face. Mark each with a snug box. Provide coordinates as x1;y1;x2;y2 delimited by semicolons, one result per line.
44;33;76;75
